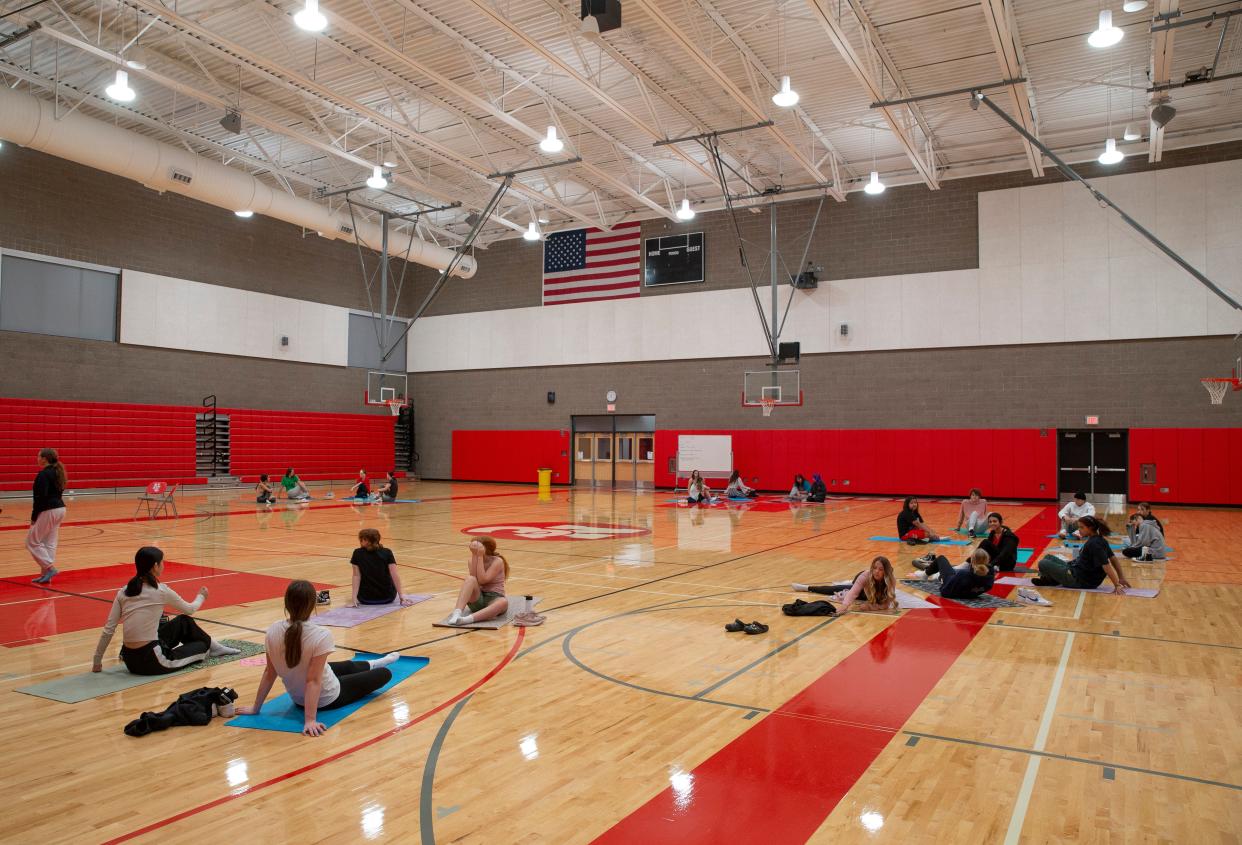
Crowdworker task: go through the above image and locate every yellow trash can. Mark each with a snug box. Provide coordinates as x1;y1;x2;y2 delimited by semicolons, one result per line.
537;468;552;493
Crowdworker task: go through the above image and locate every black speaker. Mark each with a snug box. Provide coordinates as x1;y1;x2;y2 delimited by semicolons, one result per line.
547;391;556;404
778;342;800;363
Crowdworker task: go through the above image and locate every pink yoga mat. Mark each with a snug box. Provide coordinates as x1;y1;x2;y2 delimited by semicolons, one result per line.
314;595;434;627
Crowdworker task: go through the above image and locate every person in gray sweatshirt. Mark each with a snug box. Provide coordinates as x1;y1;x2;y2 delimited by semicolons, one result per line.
1121;512;1166;561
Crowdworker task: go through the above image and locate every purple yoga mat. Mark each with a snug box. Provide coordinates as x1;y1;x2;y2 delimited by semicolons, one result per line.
313;594;434;627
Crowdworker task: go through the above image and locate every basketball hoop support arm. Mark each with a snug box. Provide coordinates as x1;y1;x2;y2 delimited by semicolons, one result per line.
973;90;1242;312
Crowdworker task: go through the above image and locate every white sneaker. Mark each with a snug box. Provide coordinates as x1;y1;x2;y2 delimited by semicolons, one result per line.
1017;588;1053;607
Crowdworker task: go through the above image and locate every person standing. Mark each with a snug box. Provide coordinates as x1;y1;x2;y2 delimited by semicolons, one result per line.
28;448;67;584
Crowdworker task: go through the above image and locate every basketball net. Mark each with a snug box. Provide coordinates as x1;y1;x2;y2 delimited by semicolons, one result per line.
1201;378;1237;405
760;397;776;417
384;400;407;416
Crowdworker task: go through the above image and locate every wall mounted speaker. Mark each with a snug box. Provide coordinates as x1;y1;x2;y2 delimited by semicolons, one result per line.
547;391;556;404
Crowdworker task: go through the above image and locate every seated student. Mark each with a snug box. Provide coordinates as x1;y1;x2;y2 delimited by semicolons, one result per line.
955;488;989;537
1034;515;1132;594
914;548;997;599
349;528;416;606
373;471;399;503
725;470;757;498
686;470;714;505
281;468;311;500
92;546;239;675
977;512;1021;571
1122;512;1166;561
235;580;400;737
788;473;811;500
1057;492;1094;538
348;469;370;499
791;555;897;613
255;474;276;505
447;536;509;626
897;497;940;544
805;473;827;503
1136;501;1164;535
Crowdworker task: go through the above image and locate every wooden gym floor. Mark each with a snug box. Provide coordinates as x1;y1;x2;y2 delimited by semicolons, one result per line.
1;483;1239;844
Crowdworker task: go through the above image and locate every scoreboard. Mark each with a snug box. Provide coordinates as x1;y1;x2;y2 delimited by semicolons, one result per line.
643;232;704;286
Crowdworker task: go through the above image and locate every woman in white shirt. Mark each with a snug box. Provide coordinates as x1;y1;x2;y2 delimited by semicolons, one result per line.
686;470;714;505
236;580;400;737
92;546;239;675
1057;492;1096;538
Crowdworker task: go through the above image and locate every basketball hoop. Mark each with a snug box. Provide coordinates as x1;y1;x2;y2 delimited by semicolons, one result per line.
1201;378;1238;405
760;397;776;417
383;399;408;416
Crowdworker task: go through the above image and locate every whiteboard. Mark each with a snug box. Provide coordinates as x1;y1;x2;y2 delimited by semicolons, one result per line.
676;435;733;476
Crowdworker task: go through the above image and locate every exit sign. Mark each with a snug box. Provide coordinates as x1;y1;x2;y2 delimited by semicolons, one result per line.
1085;415;1099;425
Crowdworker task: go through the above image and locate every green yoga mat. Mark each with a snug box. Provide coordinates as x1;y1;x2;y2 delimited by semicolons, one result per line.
15;639;264;704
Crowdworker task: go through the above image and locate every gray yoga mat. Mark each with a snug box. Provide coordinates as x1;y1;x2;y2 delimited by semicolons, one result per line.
995;576;1159;598
314;594;433;628
433;597;542;629
899;580;1022;609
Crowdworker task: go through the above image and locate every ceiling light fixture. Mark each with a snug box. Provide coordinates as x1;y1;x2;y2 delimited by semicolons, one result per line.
523;220;541;241
234;209;254;218
1098;137;1124;164
105;69;136;102
539;125;564;154
1088;9;1123;48
864;171;886;195
382;159;397;168
294;0;327;32
366;166;387;189
1122;123;1140;141
1122;0;1148;11
676;198;695;220
125;58;146;70
772;75;800;108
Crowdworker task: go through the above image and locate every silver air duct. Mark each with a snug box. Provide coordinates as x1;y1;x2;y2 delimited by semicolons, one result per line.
0;86;477;278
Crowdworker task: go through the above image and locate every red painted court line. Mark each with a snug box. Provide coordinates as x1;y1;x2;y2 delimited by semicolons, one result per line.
102;627;526;845
593;506;1059;844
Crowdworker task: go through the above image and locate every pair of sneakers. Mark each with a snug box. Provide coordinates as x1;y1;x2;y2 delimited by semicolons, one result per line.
725;619;768;635
911;553;939;579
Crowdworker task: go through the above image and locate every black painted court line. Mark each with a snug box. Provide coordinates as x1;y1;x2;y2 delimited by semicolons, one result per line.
987;619;1242;651
692;615;839;699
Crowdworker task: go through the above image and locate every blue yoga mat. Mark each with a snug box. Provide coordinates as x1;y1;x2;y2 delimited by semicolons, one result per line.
343;497;422;503
1017;548;1034;564
869;536;971;546
225;653;428;733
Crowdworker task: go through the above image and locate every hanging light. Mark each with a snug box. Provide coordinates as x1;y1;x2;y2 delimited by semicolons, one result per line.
1098;137;1124;164
105;69;136;102
1088;9;1123;48
864;170;886;195
1122;0;1148;11
523;220;541;241
538;125;564;154
771;75;800;108
1122;123;1141;141
294;0;327;32
234;209;254;218
675;198;695;220
366;166;387;189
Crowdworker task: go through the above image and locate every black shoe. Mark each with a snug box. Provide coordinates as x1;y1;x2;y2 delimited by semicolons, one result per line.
725;618;745;632
968;529;977;538
1030;577;1055;587
912;556;933;572
742;621;768;635
317;590;331;605
906;539;918;546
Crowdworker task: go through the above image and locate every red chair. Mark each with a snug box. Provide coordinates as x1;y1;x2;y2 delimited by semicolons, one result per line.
135;481;178;519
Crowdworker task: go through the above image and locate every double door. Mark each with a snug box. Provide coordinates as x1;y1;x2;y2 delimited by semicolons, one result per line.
575;433;654;487
1058;429;1128;497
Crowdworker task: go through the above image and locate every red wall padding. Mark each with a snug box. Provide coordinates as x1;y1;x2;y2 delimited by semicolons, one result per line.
451;430;570;484
0;397;199;491
227;408;394;482
1128;428;1242;505
651;428;1058;500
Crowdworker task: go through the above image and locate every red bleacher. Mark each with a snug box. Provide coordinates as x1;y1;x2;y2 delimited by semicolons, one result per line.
227;408;395;483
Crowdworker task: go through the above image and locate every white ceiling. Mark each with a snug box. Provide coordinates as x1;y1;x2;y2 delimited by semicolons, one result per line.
2;0;1240;245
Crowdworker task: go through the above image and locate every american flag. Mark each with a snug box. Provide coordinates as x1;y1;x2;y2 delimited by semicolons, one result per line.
542;221;643;305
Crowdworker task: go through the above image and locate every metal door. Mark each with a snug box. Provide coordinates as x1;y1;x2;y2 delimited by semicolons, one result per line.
1058;430;1128;496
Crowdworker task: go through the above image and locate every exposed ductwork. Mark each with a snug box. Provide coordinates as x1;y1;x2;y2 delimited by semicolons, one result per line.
0;86;476;278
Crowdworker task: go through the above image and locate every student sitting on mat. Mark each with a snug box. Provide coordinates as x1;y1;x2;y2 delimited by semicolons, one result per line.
955;488;989;537
281;468;311;500
686;471;714;505
255;474;277;506
446;536;509;626
235;580;400;737
898;497;940;544
349;528;415;607
977;512;1021;571
92;546;239;675
373;471;399;503
348;469;370;499
788;473;811;500
1034;515;1132;594
725;470;757;498
913;548;997;599
806;473;827;503
791;555;897;613
1121;512;1166;561
1136;501;1164;535
1057;492;1094;538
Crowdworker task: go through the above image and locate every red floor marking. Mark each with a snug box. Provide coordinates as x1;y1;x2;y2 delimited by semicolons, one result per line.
101;628;526;845
593;506;1059;845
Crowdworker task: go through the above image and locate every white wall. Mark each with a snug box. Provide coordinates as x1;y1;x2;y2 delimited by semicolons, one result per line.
409;159;1242;373
120;270;350;366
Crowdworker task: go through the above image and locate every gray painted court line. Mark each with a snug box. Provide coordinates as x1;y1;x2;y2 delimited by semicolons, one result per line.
421;697;472;845
987;619;1242;651
903;731;1241;791
692;615;839;699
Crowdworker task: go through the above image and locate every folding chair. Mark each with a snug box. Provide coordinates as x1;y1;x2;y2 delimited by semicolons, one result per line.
135;481;178;519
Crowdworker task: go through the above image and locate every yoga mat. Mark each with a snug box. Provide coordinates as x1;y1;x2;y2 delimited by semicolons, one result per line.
313;594;433;628
433;596;542;629
818;582;936;610
869;536;971;546
995;576;1159;598
15;640;265;704
1017;548;1034;564
225;653;428;733
899;580;1021;609
343;497;421;504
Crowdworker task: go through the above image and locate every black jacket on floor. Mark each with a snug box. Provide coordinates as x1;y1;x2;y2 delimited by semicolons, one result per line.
124;686;237;737
782;599;837;616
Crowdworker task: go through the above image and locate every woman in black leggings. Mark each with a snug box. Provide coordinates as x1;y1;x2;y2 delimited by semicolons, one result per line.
236;580;401;737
